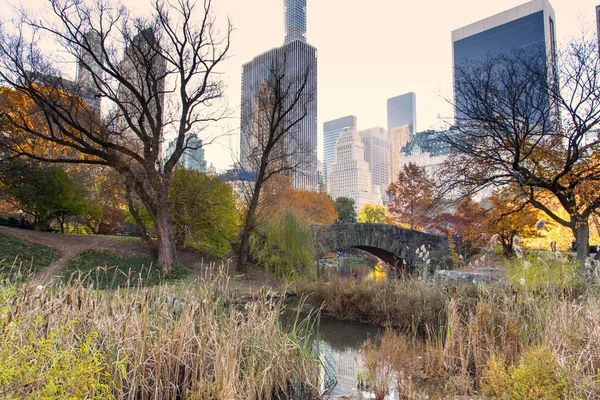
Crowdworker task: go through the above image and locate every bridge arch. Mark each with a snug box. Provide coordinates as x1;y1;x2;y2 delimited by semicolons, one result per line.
313;223;449;273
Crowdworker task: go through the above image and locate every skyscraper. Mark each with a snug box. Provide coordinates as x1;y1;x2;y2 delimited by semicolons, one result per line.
387;92;416;137
323;115;357;192
329;128;380;211
240;0;318;191
388;124;411;184
596;5;600;52
358;127;388;204
452;0;556;119
284;0;307;44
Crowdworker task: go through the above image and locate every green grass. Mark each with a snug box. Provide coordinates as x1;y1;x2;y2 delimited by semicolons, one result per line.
62;249;188;289
0;234;61;279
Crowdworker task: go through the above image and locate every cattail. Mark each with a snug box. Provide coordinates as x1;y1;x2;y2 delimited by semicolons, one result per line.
489;234;499;248
515;246;523;259
513;235;521;247
535;219;546;230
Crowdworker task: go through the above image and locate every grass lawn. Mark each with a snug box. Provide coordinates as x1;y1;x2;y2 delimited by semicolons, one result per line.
0;234;61;279
62;249;188;289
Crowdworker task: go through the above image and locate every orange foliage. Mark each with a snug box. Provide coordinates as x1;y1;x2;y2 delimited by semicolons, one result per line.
257;175;337;224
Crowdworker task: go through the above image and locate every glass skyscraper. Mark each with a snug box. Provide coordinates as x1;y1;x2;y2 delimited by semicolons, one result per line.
452;0;556;119
284;0;307;44
323;115;357;192
387;92;417;137
240;0;318;191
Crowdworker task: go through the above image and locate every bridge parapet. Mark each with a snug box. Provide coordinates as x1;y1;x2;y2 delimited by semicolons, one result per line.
312;223;449;272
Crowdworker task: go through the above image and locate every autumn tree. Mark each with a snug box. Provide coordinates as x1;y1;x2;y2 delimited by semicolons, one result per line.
237;54;315;271
334;197;356;223
357;203;386;224
485;187;547;255
442;37;600;260
387;163;435;230
0;0;231;271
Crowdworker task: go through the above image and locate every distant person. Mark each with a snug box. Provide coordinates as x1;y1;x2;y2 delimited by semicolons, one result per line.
550;241;557;252
571;240;578;252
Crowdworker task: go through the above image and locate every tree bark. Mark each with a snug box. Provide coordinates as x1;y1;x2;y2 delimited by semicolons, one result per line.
154;201;176;274
238;180;263;272
574;219;590;261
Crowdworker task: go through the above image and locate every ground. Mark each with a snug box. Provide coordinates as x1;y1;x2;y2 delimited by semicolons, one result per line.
0;226;281;290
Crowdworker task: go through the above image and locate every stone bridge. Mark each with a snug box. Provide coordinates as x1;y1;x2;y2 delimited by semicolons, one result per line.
312;223;449;273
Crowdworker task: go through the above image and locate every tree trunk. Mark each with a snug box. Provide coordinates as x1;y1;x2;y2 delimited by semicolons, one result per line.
238;181;263;273
154;202;176;274
125;183;153;248
574;219;590;261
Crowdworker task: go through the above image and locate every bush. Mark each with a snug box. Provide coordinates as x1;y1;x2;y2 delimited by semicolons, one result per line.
507;253;583;292
482;347;570;399
249;210;316;279
169;168;239;257
0;319;111;399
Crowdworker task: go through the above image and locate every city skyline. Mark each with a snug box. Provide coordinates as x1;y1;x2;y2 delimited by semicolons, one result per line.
4;0;597;171
205;0;598;171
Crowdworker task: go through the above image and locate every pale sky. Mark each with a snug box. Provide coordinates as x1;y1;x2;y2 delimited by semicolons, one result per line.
4;0;600;170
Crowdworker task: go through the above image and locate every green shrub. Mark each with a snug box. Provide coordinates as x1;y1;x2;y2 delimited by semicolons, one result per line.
482;347;570;399
0;319;111;399
249;210;316;279
169;168;239;257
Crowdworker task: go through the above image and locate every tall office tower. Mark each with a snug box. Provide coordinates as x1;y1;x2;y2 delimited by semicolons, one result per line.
166;137;206;173
240;0;318;191
452;0;556;119
76;30;103;113
284;0;307;44
387;92;416;138
323;115;357;193
117;28;166;152
358;127;388;204
388;124;411;184
597;5;600;52
329;128;381;212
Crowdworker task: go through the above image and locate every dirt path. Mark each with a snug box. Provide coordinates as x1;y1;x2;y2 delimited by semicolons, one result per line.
0;226;152;285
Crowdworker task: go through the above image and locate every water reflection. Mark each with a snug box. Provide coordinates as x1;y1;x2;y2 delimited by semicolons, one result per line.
317;317;382;398
320;252;390;282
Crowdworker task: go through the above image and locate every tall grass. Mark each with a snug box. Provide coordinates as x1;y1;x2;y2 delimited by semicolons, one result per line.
0;267;321;399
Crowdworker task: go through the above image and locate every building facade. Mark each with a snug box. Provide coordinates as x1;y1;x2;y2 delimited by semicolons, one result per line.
388;124;411;184
329;128;381;212
452;0;557;119
387;92;416;137
401;129;454;176
284;0;307;44
240;1;318;191
358;127;388;204
323;115;357;193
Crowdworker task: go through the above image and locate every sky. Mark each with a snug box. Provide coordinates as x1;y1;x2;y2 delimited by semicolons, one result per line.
4;0;600;170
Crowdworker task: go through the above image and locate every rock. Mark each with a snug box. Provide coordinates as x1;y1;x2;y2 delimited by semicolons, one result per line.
434;269;502;283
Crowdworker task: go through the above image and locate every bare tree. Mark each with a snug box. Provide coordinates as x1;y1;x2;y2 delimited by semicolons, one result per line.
0;0;231;271
237;54;316;272
441;37;600;260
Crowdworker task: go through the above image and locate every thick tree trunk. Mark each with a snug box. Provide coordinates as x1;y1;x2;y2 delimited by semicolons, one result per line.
154;203;176;274
574;220;590;261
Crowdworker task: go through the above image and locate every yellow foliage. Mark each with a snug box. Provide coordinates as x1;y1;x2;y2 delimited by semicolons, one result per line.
0;318;112;399
482;347;571;399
